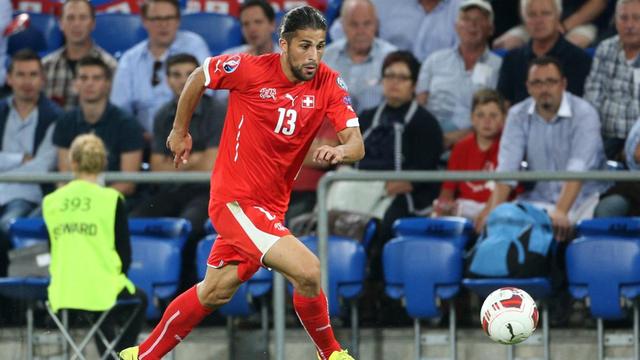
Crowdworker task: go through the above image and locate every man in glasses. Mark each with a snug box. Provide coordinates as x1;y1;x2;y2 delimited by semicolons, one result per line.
110;0;210;143
476;56;608;242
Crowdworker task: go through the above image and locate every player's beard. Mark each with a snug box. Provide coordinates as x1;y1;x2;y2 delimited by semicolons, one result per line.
287;54;316;81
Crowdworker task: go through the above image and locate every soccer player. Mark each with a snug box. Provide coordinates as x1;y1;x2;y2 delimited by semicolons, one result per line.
119;6;364;360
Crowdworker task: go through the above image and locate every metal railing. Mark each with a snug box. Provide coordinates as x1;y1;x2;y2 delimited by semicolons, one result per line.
3;170;640;360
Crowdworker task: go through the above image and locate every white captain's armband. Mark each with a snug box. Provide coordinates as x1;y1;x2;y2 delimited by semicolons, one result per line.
346;118;360;127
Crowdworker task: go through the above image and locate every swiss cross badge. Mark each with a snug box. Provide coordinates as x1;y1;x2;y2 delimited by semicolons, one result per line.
302;95;315;108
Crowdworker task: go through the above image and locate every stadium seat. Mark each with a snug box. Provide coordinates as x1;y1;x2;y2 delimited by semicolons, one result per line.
298;235;366;356
93;13;146;58
0;277;48;359
8;12;63;55
576;217;640;238
393;216;474;249
8;217;48;248
204;218;215;235
128;218;191;319
196;235;272;358
566;236;640;360
325;0;342;27
383;236;462;360
179;13;242;55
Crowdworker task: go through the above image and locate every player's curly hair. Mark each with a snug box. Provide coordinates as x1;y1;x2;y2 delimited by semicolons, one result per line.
69;134;107;175
279;5;327;43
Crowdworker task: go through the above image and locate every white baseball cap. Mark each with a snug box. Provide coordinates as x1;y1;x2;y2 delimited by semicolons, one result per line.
459;0;494;21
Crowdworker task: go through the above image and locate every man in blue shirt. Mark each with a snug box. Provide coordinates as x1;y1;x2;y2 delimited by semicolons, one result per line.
477;56;608;241
323;0;396;113
330;0;460;62
0;50;61;276
110;0;210;139
416;0;502;148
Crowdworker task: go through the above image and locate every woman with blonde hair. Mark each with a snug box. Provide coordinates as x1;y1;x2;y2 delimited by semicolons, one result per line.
43;134;146;356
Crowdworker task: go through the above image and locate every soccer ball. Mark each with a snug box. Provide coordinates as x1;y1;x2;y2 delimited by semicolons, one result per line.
480;287;539;345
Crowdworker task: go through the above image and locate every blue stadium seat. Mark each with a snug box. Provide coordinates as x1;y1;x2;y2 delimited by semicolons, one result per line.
196;235;272;358
128;218;191;319
0;277;49;359
576;217;640;238
8;217;48;249
299;235;366;316
393;216;474;249
93;13;146;58
383;236;462;359
179;13;242;55
8;12;63;55
298;235;366;355
204;218;216;235
325;0;342;26
566;236;640;360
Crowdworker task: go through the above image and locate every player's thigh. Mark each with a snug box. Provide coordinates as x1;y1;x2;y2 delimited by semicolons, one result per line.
262;235;320;284
198;263;244;306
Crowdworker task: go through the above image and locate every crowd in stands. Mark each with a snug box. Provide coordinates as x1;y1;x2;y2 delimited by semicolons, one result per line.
1;0;640;327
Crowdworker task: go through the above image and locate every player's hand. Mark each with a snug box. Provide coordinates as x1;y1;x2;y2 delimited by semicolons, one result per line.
166;128;193;168
549;209;573;242
313;145;345;165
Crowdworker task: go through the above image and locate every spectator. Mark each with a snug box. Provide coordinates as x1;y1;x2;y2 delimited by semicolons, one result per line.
223;0;280;55
358;50;443;259
130;53;225;288
217;0;280;103
323;0;396;113
477;56;608;241
54;56;144;197
330;0;461;62
494;0;609;50
594;117;640;217
416;0;501;148
110;0;210;138
43;133;147;356
497;0;592;104
433;88;507;220
0;0;11;91
43;0;117;111
0;50;61;276
585;0;640;160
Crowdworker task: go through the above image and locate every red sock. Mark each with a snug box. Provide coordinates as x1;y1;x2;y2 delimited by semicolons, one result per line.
293;290;342;359
138;285;212;360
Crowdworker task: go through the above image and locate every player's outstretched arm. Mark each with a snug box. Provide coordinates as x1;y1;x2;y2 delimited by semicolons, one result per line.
167;66;206;168
313;127;365;165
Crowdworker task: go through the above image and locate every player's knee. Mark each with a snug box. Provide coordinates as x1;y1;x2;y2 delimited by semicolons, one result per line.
200;285;235;307
293;257;321;293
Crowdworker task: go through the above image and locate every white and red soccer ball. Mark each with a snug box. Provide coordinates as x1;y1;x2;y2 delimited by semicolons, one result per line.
480;287;539;345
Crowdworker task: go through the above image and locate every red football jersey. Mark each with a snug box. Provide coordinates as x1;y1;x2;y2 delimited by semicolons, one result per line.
203;53;358;215
442;133;500;203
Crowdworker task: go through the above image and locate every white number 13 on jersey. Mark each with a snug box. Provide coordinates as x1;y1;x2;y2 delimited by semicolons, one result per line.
274;108;297;135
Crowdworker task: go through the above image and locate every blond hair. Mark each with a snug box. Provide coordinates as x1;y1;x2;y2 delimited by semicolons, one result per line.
69;134;107;175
